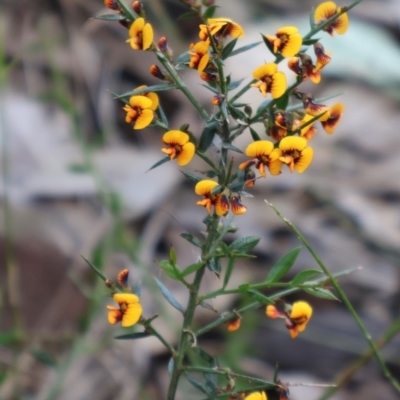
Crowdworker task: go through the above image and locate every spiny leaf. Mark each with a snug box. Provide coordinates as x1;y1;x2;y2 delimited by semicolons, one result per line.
180;232;203;248
249;127;261;141
114;332;152;340
203;5;219;20
177;11;198;21
181;171;203;184
147;156;170;172
155;278;185;313
222;38;238;60
157;260;181;281
198;121;218;152
230;41;262;57
181;261;206;277
94;14;126;21
222;142;243;154
304;287;339;301
228;78;245;91
266;246;301;283
248;289;273;304
229;236;260;253
114;84;177;99
290;269;322;285
185;373;208;394
207;257;221;276
82;255;107;282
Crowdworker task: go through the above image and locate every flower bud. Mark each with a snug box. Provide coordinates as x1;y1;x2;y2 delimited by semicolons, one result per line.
158;37;173;60
150;64;166;80
104;0;120;10
132;1;145;17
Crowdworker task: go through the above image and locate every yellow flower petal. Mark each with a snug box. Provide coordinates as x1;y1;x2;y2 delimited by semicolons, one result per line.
134;109;153;130
113;293;140;304
294;146;313;173
107;307;122;325
198;53;210;72
279;136;307;152
121;302;142;327
129;17;145;38
215;194;229;216
244;391;268;400
281;32;302;57
245;140;274;157
195;180;218;196
314;1;337;23
277;26;299;36
321;102;344;134
146;92;159;111
129;95;153;109
252;63;278;80
270;71;287;99
142;23;154;50
290;301;313;321
177;142;195;166
268;149;283;175
334;11;349;35
163;130;189;146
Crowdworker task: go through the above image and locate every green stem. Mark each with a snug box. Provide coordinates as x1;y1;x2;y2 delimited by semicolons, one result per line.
157;52;210;121
167;216;220;400
318;318;400;400
196;267;359;336
266;201;400;394
184;366;276;387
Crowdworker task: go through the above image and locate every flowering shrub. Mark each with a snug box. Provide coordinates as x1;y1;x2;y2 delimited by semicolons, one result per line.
86;0;400;398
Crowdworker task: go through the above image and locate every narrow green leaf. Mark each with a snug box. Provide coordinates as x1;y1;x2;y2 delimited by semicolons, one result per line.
309;8;315;29
204;372;218;396
256;98;271;114
31;349;57;367
175;51;190;64
222;142;243;154
249;127;261;141
155;278;185;313
207;257;221;276
210;184;223;195
181;171;203;184
114;332;152;340
228;105;246;121
229;236;260;253
157;104;169;127
169;246;177;265
203;5;219;19
228;78;244;91
302;38;320;45
304;287;339;301
82;255;107;282
218;241;230;256
290;269;322;285
248;289;274;304
94;14;126;21
227;181;243;192
200;83;220;94
147;156;170;172
157;260;181;281
180;232;203;248
198;121;218;152
266;246;301;283
177;11;198;20
230;41;262;57
114;84;177;99
222;38;238;60
191;346;215;363
185;373;208;394
181;261;206;277
223;258;235;289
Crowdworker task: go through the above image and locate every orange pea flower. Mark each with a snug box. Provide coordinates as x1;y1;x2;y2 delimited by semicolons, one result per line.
188;41;210;72
195;180;229;216
161;130;195;166
321;103;345;134
123;95;154;129
106;293;142;327
251;63;286;99
314;1;349;36
265;26;302;58
278;136;313;173
199;17;244;41
126;17;153;50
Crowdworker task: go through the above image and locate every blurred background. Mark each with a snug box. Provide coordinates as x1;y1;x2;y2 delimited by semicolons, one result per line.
0;0;400;399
